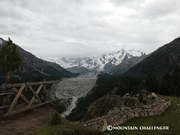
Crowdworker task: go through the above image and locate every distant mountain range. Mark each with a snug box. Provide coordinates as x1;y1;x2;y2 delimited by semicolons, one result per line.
126;37;180;75
0;38;77;83
49;49;146;74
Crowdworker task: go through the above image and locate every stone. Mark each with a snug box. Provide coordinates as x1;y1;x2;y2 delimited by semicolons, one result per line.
151;92;158;98
134;112;139;117
101;119;107;132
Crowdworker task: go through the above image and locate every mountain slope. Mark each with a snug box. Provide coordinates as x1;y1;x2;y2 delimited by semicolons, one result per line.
0;38;77;83
109;55;148;75
50;49;146;71
126;37;180;75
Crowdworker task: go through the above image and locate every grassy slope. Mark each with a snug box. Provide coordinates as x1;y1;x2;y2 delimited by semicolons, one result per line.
27;114;104;135
111;96;180;135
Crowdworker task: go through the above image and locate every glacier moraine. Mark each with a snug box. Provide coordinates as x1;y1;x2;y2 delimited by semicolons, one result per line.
54;74;97;117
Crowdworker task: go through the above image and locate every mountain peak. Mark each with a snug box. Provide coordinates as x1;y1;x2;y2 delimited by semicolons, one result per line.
49;49;146;71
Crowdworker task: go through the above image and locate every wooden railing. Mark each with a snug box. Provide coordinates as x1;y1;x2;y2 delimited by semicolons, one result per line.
0;80;59;118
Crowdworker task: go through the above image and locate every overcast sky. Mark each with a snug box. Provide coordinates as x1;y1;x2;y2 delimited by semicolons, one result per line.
0;0;180;59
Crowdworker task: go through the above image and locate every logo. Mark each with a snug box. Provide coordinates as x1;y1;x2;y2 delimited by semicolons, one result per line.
107;125;113;131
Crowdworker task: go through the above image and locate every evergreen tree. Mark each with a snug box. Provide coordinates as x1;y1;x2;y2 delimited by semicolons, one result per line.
172;66;180;96
174;83;180;97
0;38;22;84
159;73;174;95
145;73;159;93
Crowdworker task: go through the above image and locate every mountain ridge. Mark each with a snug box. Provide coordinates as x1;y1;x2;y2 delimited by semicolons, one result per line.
0;38;77;83
49;49;146;72
126;37;180;75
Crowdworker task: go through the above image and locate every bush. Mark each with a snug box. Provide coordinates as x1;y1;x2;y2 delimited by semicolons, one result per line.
49;112;62;126
138;91;146;104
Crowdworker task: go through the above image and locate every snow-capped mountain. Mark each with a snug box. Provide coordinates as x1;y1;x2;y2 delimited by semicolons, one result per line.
49;49;146;71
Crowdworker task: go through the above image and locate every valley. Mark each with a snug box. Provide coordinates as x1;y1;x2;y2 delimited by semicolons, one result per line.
53;74;97;117
0;0;180;134
1;37;180;135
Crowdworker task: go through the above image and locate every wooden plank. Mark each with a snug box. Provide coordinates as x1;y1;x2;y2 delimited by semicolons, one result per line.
27;80;59;86
0;93;14;96
0;105;9;110
27;85;43;105
6;83;24;88
7;80;59;88
2;100;57;117
7;83;26;113
27;85;43;107
12;88;30;104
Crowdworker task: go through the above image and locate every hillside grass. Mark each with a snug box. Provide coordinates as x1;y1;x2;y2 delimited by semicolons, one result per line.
110;96;180;135
26;113;104;135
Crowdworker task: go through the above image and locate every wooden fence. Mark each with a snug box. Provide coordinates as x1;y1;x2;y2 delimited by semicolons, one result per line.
0;80;59;118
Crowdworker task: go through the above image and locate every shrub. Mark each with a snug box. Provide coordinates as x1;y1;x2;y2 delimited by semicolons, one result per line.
49;112;62;126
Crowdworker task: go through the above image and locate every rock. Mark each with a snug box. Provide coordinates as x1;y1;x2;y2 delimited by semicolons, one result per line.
123;115;128;122
134;112;139;117
151;92;158;98
101;119;107;131
107;107;121;116
127;112;134;119
149;111;154;116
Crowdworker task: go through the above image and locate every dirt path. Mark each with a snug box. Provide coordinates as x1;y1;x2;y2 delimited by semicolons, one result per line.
0;104;56;135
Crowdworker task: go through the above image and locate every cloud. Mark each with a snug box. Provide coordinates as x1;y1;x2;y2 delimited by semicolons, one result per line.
0;0;180;59
141;0;180;18
110;0;136;6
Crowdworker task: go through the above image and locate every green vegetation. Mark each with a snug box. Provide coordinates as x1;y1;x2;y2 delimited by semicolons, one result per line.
27;112;104;135
110;96;180;135
0;38;22;83
138;90;146;104
49;112;62;126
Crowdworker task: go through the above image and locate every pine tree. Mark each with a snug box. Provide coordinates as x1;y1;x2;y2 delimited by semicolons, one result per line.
172;66;180;96
145;73;159;93
0;38;22;84
159;73;174;95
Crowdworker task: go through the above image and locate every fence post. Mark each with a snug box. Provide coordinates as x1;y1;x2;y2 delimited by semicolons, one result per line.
43;78;46;102
0;83;10;117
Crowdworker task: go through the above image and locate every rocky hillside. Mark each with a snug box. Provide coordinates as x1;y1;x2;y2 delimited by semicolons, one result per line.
82;92;171;131
49;49;146;71
0;38;77;83
126;37;180;75
82;94;125;121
